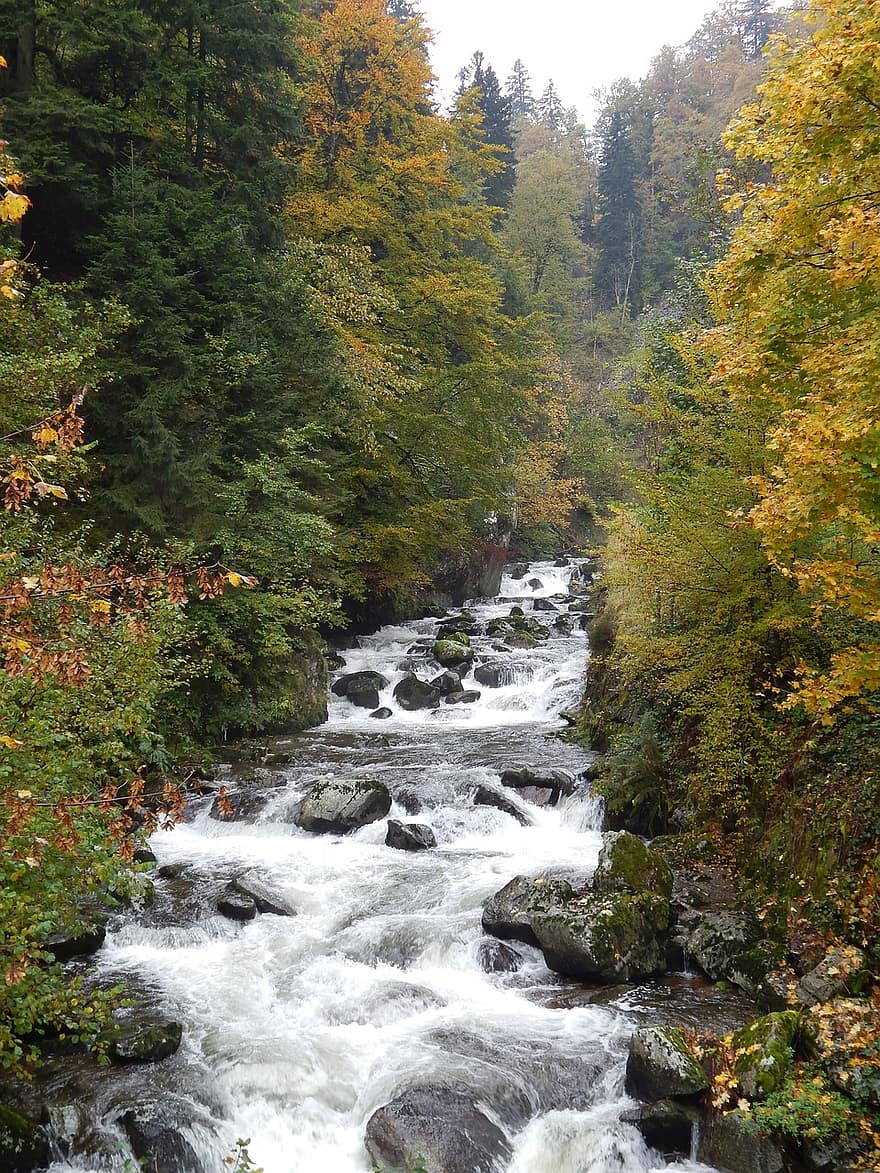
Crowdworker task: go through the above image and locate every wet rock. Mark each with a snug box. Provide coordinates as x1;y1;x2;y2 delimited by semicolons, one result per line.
109;1017;183;1063
500;768;573;806
698;1110;784;1173
532;891;669;983
216;888;257;921
364;1085;512;1173
445;690;481;705
430;670;462;695
729;1011;799;1100
297;778;392;834
434;639;474;667
532;598;557;611
553;615;575;635
508;563;529;580
688;910;762;981
559;709;578;725
795;945;869;1007
625;1026;710;1101
481;874;574;945
386;820;436;851
133;846;157;865
346;683;381;709
208;783;282;823
508;606;524;617
44;909;108;962
504;632;537;650
486;618;516;638
472;786;532;827
553;557;570;567
331;670;389;698
0;1104;50;1173
620;1099;698;1157
592;831;673;901
393;674;442;711
527;577;543;590
232;874;296;916
120;1108;201;1173
326;651;346;671
370;707;393;720
157;862;189;879
474;664;506;688
394;786;422;814
477;938;522;973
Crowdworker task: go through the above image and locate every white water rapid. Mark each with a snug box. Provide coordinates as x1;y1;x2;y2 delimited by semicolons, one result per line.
46;560;721;1173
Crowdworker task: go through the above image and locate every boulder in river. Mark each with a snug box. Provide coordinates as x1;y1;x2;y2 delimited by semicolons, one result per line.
474;664;507;688
370;707;393;720
624;1026;709;1101
0;1104;50;1173
434;639;475;667
231;874;296;917
500;768;573;807
472;786;532;827
620;1099;699;1158
297;778;392;834
120;1108;200;1173
209;783;283;823
393;674;442;711
331;671;389;699
504;632;537;650
688;909;762;981
486;618;516;638
526;577;543;590
216;887;257;922
43;908;108;962
431;670;462;695
109;1016;183;1064
364;1085;512;1173
592;830;674;900
532;598;557;612
386;820;436;851
508;563;529;580
481;874;574;945
477;938;522;973
445;690;481;705
698;1109;784;1173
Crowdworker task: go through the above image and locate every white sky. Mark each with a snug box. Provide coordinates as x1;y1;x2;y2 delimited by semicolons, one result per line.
419;0;735;124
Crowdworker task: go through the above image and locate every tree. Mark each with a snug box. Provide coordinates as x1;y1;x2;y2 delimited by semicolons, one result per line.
506;58;535;119
709;0;880;719
457;52;515;208
594;107;641;313
538;80;565;130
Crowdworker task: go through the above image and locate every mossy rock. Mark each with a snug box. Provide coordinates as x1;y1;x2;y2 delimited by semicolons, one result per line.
0;1104;49;1173
593;831;673;900
481;874;574;945
698;1109;784;1173
433;639;474;666
625;1026;709;1102
108;1017;183;1063
731;1011;800;1100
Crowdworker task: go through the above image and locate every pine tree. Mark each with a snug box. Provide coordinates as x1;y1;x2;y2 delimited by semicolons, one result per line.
506;58;535;119
594;108;641;313
456;52;515;209
538;80;564;130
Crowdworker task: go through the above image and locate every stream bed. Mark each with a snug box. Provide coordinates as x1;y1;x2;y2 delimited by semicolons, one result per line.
41;560;743;1173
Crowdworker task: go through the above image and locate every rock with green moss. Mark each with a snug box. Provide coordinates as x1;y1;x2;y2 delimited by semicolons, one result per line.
698;1109;784;1173
0;1105;49;1173
592;831;673;900
796;946;870;1008
433;639;475;666
727;941;786;1006
625;1026;709;1102
109;1016;183;1063
532;891;669;983
296;778;391;835
730;1011;800;1100
504;632;537;650
688;910;762;982
481;874;574;945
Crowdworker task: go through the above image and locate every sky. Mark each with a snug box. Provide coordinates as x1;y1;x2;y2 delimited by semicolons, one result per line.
419;0;732;124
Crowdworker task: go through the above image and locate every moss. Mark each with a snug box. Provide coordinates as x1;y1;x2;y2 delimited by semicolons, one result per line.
731;1011;800;1100
0;1105;49;1172
594;831;674;900
434;639;474;665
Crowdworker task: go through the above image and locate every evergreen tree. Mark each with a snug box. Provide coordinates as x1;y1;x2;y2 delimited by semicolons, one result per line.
538;80;565;130
506;58;535;119
457;52;515;209
594;108;642;313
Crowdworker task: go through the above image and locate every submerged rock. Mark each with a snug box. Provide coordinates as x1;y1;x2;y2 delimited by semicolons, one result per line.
386;820;436;851
0;1104;50;1173
297;778;392;834
364;1085;512;1173
624;1026;709;1101
231;874;296;917
393;674;442;711
208;783;282;823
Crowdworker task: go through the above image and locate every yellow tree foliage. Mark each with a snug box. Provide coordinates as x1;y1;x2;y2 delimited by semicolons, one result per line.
513;362;587;529
708;0;880;719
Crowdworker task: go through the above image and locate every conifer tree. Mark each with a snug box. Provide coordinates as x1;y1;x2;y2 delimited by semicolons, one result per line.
594;108;641;313
506;59;535;119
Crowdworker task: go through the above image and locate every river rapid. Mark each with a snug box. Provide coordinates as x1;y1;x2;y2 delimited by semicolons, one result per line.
46;560;723;1173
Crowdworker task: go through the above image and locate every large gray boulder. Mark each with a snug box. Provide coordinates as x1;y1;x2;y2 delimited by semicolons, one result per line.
531;891;669;983
481;874;574;945
472;786;532;826
297;778;391;834
688;910;762;981
431;670;462;696
592;831;673;900
386;820;436;852
231;874;296;917
331;671;389;699
394;675;442;711
698;1110;784;1173
500;768;574;807
624;1026;709;1102
109;1016;183;1064
364;1086;511;1173
474;664;507;688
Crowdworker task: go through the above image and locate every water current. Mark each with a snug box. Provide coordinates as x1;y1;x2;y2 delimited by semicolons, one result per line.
47;560;724;1173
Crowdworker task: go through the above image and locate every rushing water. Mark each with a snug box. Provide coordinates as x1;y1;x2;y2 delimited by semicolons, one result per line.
46;560;719;1173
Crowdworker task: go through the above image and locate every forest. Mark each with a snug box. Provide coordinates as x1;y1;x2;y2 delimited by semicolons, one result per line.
0;0;878;1170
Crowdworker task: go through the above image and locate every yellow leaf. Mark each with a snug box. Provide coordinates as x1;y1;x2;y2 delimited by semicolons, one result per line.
16;790;31;799
0;736;23;749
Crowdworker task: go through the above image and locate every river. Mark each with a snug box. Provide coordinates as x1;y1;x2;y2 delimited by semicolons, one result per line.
45;559;727;1173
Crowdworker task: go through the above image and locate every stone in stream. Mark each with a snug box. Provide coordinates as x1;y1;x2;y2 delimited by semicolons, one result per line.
474;664;506;688
532;598;557;612
485;619;516;639
624;1026;710;1101
500;768;574;807
620;1099;699;1158
445;690;481;705
385;819;436;851
481;874;575;945
216;887;257;922
593;830;674;900
526;577;543;590
0;1103;50;1173
346;683;381;709
553;556;570;567
297;778;391;835
231;874;296;917
108;1016;183;1064
370;707;393;720
43;908;108;962
508;563;529;579
120;1108;201;1173
430;670;462;695
504;632;537;650
364;1086;512;1173
698;1110;784;1173
477;938;523;974
331;670;389;698
393;674;442;711
472;786;532;827
433;639;475;667
209;781;284;823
